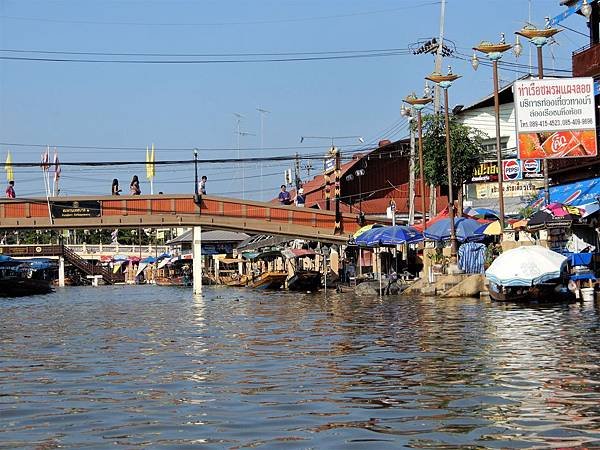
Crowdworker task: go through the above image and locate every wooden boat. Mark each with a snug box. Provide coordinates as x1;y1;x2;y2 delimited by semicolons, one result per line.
222;274;248;287
287;270;321;291
247;271;287;289
488;281;576;303
155;275;192;287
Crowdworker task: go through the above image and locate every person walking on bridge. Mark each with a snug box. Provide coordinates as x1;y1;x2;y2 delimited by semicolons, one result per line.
130;175;141;195
5;180;15;198
112;178;122;195
199;176;207;195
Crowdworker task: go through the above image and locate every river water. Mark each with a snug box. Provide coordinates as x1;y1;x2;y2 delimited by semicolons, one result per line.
1;286;600;449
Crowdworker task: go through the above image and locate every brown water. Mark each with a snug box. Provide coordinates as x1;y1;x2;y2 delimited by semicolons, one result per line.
1;286;599;449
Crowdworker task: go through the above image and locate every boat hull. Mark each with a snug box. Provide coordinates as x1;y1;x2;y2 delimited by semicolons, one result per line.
287;270;321;291
0;278;53;297
247;271;287;289
488;282;576;303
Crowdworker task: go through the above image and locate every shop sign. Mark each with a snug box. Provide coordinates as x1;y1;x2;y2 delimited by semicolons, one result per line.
502;159;522;181
474;180;544;199
471;162;498;183
514;77;597;159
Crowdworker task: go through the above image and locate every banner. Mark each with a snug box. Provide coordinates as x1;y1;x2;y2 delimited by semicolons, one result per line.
514;77;597;159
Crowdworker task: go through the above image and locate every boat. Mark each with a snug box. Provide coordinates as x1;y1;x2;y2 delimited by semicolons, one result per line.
247;271;288;289
0;257;53;297
485;245;575;303
287;270;321;291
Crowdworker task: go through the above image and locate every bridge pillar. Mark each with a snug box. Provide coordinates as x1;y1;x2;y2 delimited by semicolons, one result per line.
58;256;65;287
192;226;202;295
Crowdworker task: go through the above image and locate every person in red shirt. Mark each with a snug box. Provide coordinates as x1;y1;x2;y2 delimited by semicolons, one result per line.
5;180;15;198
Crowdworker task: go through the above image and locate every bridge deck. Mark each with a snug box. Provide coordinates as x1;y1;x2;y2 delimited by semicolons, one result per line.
0;195;360;243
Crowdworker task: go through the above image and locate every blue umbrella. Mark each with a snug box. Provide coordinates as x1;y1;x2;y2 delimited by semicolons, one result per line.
355;225;423;247
141;256;157;264
424;218;484;242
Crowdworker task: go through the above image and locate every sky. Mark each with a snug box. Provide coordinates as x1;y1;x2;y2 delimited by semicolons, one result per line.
0;0;591;200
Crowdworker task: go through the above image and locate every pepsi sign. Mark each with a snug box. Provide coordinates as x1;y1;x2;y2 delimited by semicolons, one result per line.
521;159;543;179
502;159;522;181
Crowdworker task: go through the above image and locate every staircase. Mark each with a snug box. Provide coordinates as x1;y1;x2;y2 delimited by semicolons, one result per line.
62;245;124;285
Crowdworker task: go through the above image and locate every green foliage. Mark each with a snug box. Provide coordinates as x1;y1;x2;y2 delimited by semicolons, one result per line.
418;113;486;191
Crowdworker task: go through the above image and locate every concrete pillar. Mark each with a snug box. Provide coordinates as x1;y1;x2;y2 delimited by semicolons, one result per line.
192;225;202;295
58;256;65;287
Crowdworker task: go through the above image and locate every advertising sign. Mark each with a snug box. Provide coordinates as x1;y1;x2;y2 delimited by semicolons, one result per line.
324;157;335;174
471;162;499;183
502;159;522;181
514;77;597;159
521;159;544;179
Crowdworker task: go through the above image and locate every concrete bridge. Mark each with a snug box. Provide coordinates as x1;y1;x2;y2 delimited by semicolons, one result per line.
0;194;362;294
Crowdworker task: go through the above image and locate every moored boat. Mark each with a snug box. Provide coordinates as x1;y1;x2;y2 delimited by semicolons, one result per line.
247;271;287;289
287;270;321;291
0;256;53;297
485;245;575;303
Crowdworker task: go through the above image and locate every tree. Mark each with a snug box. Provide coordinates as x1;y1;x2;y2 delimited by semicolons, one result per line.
419;113;486;211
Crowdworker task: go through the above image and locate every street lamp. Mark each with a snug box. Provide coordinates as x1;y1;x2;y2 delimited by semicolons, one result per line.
516;23;561;205
426;67;460;260
403;84;433;226
193;148;200;204
473;33;513;234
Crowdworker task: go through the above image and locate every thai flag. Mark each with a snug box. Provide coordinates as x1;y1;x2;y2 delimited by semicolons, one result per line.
53;150;61;182
40;148;50;171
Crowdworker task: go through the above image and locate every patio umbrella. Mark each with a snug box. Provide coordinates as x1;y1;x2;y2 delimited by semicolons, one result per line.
424;217;485;242
527;210;575;231
485;245;568;287
464;207;500;220
474;220;502;236
377;226;423;246
112;254;129;261
353;223;383;238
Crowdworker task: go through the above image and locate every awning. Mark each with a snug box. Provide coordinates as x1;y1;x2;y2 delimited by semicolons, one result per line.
531;177;600;209
281;248;316;259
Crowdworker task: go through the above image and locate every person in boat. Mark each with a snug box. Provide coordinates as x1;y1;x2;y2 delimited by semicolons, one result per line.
111;178;122;195
5;180;15;198
278;185;291;205
295;188;306;207
130;175;141;195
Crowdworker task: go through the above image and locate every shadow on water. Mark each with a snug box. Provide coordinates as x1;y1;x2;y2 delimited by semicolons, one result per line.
1;285;599;448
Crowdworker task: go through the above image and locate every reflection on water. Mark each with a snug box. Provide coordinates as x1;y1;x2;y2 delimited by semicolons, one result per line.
1;286;599;448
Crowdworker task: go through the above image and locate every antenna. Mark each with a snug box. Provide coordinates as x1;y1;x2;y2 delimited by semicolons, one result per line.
257;107;270;201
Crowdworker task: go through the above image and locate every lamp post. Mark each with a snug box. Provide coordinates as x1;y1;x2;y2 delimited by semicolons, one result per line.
472;33;513;233
426;67;460;260
403;85;433;225
193;148;200;204
516;23;561;205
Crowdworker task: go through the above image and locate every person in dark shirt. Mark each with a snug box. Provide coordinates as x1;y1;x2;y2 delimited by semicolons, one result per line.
278;184;291;205
130;175;141;195
295;188;306;207
111;178;121;195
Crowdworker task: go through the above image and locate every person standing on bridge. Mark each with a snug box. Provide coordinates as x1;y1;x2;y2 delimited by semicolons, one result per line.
130;175;141;195
112;178;122;195
278;185;291;205
295;188;305;207
199;176;207;195
5;180;15;198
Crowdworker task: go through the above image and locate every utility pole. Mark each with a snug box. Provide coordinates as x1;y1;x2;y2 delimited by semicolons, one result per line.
408;117;416;225
430;0;446;217
294;153;301;190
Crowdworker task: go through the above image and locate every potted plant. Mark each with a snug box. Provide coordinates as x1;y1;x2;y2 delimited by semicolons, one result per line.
428;249;448;275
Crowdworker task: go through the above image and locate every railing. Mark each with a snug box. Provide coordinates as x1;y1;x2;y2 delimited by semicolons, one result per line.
62;245;124;284
67;244;169;256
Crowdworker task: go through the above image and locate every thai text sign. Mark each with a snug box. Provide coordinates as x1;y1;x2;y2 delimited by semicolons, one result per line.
514;77;597;159
471;162;498;182
51;200;101;219
474;180;544;199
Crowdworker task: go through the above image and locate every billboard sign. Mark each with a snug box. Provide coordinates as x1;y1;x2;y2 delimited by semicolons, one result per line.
514;77;597;159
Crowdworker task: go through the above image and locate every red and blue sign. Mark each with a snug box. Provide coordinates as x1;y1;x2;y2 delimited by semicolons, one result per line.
530;177;600;207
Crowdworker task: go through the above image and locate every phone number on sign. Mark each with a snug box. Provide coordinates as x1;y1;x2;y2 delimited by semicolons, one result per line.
520;118;594;128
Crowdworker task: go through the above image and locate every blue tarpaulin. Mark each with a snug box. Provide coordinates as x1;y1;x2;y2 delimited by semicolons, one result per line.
531;177;600;208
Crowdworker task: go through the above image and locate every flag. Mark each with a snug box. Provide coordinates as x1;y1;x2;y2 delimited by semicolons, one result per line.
150;143;155;179
146;144;155;180
4;151;13;182
111;229;119;244
53;149;61;183
40;147;50;171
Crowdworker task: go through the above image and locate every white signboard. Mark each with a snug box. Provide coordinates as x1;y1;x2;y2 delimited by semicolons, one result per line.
514;77;597;159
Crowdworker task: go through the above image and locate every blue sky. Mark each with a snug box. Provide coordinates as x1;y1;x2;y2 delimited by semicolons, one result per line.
0;0;590;199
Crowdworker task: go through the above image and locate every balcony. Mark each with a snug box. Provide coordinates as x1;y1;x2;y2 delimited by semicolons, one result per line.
572;42;600;77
